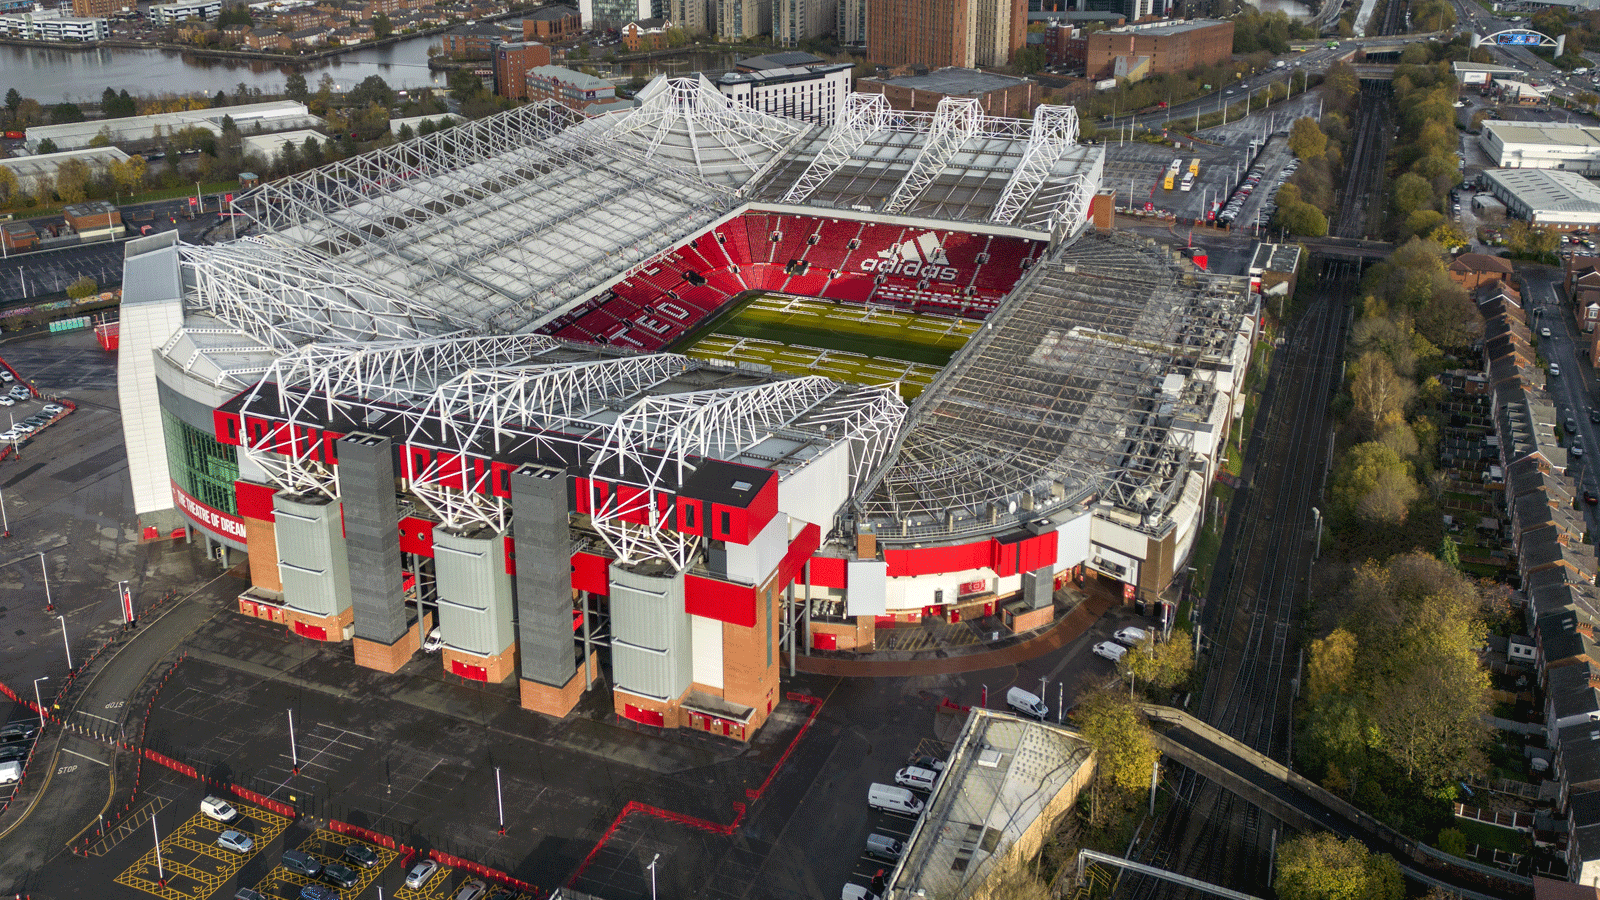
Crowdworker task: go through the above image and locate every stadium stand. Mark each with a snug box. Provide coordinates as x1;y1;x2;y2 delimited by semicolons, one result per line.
542;211;1046;350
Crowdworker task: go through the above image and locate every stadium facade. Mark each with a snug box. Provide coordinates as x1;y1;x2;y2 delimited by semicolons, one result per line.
118;76;1257;738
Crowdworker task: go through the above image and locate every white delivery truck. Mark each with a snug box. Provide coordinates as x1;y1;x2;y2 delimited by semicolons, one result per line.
868;783;925;816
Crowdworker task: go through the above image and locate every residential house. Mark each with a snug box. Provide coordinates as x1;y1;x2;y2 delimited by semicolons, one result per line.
1538;602;1600;688
245;27;281;48
1450;252;1516;291
286;24;328;46
1570;788;1600;886
1575;286;1600;333
1547;661;1600;744
621;16;670;50
1568;255;1600;297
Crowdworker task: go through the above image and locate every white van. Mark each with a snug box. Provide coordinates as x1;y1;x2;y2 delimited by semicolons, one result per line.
0;759;20;784
868;783;925;816
1006;686;1048;720
894;765;939;792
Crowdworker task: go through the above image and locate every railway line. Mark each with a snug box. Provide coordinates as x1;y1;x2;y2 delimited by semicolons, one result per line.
1112;41;1398;899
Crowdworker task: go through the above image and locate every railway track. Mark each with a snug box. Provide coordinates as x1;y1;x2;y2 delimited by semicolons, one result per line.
1114;72;1391;898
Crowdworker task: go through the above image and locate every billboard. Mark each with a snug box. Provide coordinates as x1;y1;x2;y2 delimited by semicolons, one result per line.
1497;32;1542;44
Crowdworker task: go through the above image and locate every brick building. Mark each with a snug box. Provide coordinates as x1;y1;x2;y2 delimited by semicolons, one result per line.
493;40;552;100
525;64;617;111
522;3;580;40
857;67;1039;117
866;0;1024;69
1084;18;1233;80
621;16;670;50
70;0;121;18
441;21;512;57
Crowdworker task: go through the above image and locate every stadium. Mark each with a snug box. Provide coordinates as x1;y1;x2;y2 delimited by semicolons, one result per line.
117;76;1258;737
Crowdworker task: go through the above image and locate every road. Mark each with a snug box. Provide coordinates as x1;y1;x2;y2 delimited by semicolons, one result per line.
1524;268;1600;525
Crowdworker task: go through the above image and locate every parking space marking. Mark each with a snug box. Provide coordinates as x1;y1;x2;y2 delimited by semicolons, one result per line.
249;828;399;899
113;804;291;900
391;863;455;900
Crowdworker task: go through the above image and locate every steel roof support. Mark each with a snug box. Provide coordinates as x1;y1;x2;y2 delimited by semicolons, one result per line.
989;106;1079;226
882;97;983;216
781;93;891;205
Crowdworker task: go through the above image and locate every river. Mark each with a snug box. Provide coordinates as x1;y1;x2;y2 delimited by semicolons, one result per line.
0;36;746;102
1;36;451;102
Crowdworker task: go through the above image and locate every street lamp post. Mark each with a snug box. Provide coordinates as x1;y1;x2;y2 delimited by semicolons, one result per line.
152;813;165;887
40;551;52;613
288;709;299;775
495;766;505;835
58;614;71;669
0;482;10;537
32;675;48;725
649;853;660;900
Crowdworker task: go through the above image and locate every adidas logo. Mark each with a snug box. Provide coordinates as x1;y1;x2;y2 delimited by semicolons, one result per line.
876;232;950;266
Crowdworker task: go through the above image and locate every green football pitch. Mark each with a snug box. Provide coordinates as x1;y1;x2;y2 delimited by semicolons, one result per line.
674;293;979;399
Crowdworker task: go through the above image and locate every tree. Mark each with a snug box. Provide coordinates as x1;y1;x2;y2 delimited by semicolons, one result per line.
89;126;113;148
1121;631;1194;693
1305;628;1356;703
50;102;84;124
1330;442;1419;527
54;157;91;203
1390;172;1435;220
284;71;309;103
1275;832;1404;900
373;12;392;37
3;88;19;118
0;165;17;209
66;276;98;300
396;122;415;141
349;75;396;110
1288;116;1327;160
1073;688;1161;822
1349;351;1415;439
36;137;57;155
1437;535;1461;571
1014;44;1047;74
1427;222;1469;250
1278;200;1328;237
217;3;252;26
301;135;324;167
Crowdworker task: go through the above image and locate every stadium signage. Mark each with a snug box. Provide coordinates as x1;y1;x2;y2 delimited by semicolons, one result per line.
172;481;248;541
859;258;961;281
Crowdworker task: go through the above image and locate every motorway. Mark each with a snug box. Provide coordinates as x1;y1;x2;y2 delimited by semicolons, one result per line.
1524;268;1600;534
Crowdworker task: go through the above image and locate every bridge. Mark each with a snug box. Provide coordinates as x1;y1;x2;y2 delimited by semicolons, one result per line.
1301;235;1395;259
1474;28;1563;54
1139;705;1533;900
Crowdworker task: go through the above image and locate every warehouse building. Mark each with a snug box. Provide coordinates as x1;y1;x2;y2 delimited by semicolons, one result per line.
1481;168;1600;230
1481;121;1600;172
0;145;130;197
26;100;323;152
118;77;1249;738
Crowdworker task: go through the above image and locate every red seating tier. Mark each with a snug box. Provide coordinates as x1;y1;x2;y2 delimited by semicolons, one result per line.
536;212;1044;350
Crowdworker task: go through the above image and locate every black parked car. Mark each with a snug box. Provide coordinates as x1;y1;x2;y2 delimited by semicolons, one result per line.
342;844;380;869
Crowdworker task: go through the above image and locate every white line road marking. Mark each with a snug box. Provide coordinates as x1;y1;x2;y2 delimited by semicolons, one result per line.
60;747;108;766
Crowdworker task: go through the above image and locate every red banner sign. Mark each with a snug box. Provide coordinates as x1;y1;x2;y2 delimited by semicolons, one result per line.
958;579;988;596
171;481;247;541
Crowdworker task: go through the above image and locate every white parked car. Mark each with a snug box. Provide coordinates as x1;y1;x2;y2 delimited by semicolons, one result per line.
41;404;62;414
1093;641;1128;662
200;795;239;823
216;830;254;853
1113;626;1150;647
422;627;444;653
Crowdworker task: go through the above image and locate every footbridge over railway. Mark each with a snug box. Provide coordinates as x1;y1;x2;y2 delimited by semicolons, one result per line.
1139;704;1534;900
1301;235;1395;260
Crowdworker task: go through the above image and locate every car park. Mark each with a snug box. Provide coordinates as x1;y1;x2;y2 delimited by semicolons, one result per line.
235;889;269;900
342;843;380;868
405;860;439;888
1113;626;1149;646
455;880;489;900
200;795;239;823
907;753;946;772
865;833;904;862
299;887;339;900
41;404;62;414
0;743;32;763
216;830;255;853
1093;641;1128;662
321;862;359;888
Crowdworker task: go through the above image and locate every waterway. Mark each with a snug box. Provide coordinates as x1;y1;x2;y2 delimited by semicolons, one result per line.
1;36;449;102
0;37;747;102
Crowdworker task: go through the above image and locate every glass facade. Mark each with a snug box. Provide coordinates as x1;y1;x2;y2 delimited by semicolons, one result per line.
162;408;239;515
